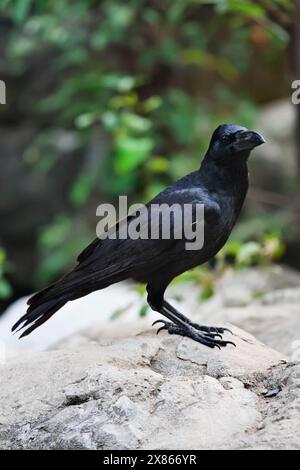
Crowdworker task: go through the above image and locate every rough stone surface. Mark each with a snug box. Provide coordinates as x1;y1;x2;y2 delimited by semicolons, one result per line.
1;266;300;449
2;266;299;354
197;299;300;359
252;99;297;194
0;326;293;450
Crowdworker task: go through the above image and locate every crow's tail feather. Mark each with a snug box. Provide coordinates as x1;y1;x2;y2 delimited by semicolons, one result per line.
11;294;70;338
12;268;130;338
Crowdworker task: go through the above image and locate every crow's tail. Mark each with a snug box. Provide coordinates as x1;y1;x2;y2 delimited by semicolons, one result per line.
11;293;70;338
12;267;129;338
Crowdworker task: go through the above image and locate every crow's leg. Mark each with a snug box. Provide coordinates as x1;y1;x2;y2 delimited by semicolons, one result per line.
163;299;232;336
147;284;235;349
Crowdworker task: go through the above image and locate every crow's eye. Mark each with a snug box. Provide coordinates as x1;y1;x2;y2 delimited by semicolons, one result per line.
220;135;230;144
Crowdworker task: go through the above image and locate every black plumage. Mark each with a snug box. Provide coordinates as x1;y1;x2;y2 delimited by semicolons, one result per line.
12;124;265;348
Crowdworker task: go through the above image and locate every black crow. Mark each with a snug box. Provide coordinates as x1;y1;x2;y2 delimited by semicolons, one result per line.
12;124;265;348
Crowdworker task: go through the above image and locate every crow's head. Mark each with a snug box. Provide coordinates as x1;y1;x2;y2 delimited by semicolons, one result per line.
208;124;265;161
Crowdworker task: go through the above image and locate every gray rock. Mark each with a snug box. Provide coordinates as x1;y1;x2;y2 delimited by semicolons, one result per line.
2;266;299;354
258;288;300;305
252;99;297;194
233;362;300;450
212;266;300;308
197;301;300;359
0;326;293;450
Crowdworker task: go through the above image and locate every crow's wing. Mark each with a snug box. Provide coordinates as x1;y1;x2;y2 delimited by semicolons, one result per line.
30;188;221;302
75;188;220;273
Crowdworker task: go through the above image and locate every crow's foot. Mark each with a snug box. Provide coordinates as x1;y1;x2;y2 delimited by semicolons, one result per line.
152;320;236;349
190;323;233;336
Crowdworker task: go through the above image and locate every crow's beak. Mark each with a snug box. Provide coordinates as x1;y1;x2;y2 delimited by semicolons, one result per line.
233;130;266;152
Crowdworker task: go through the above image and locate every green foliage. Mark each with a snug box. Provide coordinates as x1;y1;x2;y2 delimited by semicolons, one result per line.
168;231;285;304
138;303;150;318
0;0;293;286
34;215;91;287
110;303;133;321
217;232;285;268
0;248;12;300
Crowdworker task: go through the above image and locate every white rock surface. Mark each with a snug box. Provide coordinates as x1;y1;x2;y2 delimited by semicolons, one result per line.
1;265;300;450
0;282;156;355
1;266;299;355
0;326;290;450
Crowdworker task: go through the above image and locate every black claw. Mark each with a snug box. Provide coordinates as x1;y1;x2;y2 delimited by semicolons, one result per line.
204;332;223;340
215;340;236;348
152;318;236;350
191;323;234;337
221;327;233;335
156;326;165;335
152;319;164;327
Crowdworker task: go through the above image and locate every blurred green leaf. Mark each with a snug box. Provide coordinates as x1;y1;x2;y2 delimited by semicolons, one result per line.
237;241;261;265
75;112;97;129
147;157;169;174
110;303;132;320
181;48;238;81
69;173;98;207
0;247;12;300
38;216;72;250
0;248;7;266
114;135;154;174
139;303;149;317
0;279;12;300
201;0;265;18
201;284;215;301
4;0;32;23
120;112;152;134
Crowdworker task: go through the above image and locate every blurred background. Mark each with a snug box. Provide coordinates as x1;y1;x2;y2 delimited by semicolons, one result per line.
0;0;299;316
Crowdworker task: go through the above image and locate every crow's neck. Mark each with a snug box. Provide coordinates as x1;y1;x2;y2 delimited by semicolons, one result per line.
200;151;249;196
